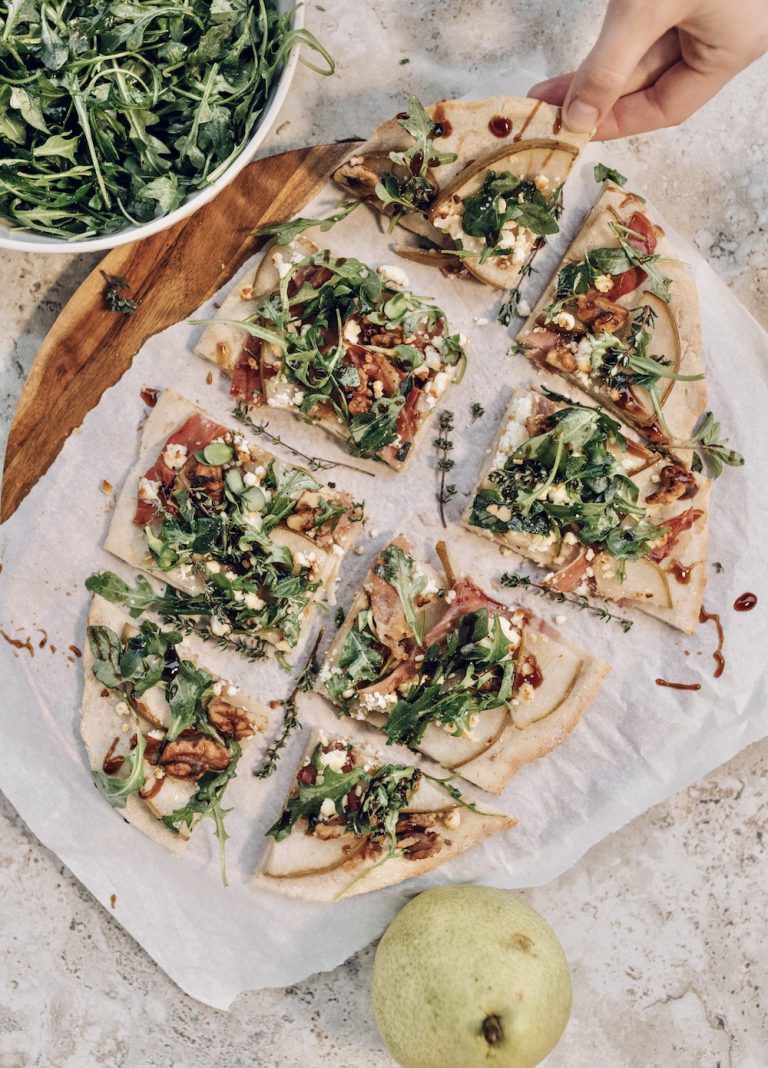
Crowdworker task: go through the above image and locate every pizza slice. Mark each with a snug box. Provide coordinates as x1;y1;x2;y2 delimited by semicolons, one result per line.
81;598;268;874
254;729;515;900
194;237;467;469
333;95;591;289
515;183;707;445
317;536;609;794
100;390;363;656
464;387;711;634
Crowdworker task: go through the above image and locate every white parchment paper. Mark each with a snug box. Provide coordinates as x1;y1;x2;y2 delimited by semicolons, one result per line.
2;76;767;1008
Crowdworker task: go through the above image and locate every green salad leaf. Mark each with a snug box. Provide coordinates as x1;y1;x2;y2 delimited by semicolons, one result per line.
0;1;333;238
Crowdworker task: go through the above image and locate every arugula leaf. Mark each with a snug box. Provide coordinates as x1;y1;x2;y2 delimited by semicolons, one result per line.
86;571;156;617
101;271;136;315
163;740;241;886
373;544;428;645
166;662;214;741
268;760;368;840
461;170;560;253
675;411;745;478
374;96;457;222
253;200;360;244
594;163;628;186
91;723;146;810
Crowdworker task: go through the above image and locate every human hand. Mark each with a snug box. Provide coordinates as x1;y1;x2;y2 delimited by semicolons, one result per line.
529;0;768;139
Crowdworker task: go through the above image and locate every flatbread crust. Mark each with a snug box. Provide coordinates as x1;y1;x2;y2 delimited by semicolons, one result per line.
105;390;360;645
463;387;711;635
319;538;609;795
254;729;516;901
333;96;590;256
516;184;707;443
81;598;269;850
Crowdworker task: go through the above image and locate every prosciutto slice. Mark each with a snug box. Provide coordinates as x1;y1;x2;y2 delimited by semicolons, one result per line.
133;413;226;526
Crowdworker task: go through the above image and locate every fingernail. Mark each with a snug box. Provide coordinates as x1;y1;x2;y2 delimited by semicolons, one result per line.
528;79;554;96
564;97;599;132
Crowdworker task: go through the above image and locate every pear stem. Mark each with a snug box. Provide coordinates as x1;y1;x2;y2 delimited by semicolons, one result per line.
483;1014;504;1046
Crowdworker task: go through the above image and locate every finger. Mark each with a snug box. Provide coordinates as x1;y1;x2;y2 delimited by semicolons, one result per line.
528;73;573;106
593;59;734;139
528;32;680;108
562;0;681;131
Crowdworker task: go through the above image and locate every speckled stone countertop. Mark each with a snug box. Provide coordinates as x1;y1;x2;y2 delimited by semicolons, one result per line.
1;3;766;1066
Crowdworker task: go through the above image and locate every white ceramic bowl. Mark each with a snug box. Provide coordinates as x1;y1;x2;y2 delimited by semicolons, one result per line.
0;1;303;255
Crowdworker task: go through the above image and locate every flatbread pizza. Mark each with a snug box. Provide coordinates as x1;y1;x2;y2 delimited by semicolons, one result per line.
81;598;268;868
101;390;363;655
317;536;609;794
333;96;592;289
515;183;707;445
254;729;515;900
464;387;711;634
194;237;467;469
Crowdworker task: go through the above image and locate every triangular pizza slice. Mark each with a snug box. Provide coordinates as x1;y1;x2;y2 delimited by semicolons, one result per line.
255;728;515;900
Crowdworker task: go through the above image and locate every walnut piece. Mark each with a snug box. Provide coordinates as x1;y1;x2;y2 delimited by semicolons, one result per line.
161;735;231;780
207;696;260;740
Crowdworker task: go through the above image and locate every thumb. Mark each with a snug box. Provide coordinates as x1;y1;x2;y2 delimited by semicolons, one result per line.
563;0;678;132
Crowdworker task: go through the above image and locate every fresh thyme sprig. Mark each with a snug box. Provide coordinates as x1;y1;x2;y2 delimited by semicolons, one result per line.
168;616;269;662
500;572;634;632
470;402;485;421
101;271;136;315
253;631;324;780
435;410;457;529
232;404;373;477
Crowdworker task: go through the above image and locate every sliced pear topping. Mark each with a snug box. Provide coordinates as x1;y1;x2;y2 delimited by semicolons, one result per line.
512;631;583;730
592;554;673;610
264;820;365;878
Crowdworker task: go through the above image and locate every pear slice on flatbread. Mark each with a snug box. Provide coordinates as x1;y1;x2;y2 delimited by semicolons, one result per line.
81;598;269;850
333;96;591;290
334;96;589;235
464;386;711;634
516;183;707;444
428;139;579;289
254;729;516;900
105;390;362;652
317;535;609;795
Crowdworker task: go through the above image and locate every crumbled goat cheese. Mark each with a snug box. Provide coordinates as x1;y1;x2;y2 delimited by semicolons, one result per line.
552;311;576;331
162;442;188;470
319;798;337;820
138;477;160;502
376;264;411;290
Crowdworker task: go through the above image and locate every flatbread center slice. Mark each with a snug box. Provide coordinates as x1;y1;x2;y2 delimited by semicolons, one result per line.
194;240;467;470
317;535;609;794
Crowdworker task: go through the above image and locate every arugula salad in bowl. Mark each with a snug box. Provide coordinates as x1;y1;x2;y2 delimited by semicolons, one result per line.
0;0;331;252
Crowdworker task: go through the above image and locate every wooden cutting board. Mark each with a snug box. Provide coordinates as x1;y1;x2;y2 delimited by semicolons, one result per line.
0;141;360;524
